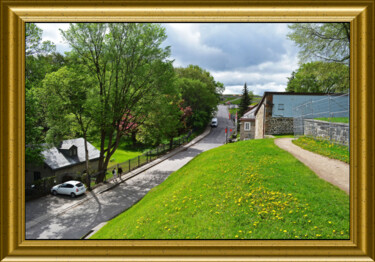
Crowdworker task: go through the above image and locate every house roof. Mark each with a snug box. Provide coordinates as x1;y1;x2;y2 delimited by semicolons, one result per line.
240;106;257;121
42;138;100;170
253;92;348;116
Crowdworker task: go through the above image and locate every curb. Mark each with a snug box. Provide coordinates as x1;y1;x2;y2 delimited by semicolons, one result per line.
95;126;212;194
26;127;211;231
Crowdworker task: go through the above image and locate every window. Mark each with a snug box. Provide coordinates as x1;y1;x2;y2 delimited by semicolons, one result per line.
244;122;251;131
278;104;284;110
70;147;77;157
33;172;41;181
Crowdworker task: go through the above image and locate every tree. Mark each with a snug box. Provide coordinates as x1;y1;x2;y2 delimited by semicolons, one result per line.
287;23;350;64
25;23;58;164
131;63;182;148
41;66;96;187
61;23;173;183
286;61;349;93
175;65;223;130
238;83;252;118
26;23;55;56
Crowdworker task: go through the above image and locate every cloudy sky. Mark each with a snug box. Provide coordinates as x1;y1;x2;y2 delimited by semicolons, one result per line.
36;23;300;95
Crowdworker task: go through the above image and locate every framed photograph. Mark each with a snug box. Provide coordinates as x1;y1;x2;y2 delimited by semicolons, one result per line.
1;0;374;261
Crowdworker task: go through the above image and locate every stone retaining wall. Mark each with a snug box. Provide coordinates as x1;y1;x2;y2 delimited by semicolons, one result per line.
265;117;294;135
303;119;349;145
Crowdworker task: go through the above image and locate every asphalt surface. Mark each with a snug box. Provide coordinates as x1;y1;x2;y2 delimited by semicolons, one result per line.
25;105;234;239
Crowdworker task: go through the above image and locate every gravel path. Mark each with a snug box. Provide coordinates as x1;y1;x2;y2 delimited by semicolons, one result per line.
274;138;349;194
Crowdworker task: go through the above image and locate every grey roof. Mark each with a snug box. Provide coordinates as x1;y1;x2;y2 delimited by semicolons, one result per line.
240;107;257;120
42;138;100;170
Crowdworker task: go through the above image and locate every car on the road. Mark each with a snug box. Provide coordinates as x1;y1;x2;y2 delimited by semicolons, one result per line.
211;118;218;127
51;180;86;198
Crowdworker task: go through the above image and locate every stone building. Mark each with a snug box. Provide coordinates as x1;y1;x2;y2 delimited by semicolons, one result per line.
253;92;347;139
26;138;100;187
239;105;257;140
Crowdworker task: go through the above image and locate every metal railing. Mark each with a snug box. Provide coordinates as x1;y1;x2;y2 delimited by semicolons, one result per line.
293;94;349;146
89;130;194;186
26;131;194;199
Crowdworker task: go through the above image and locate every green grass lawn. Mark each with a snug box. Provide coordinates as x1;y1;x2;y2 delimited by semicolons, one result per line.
91;139;349;240
273;134;295;138
314;117;349;123
90;139;143;165
292;136;349;163
229;108;238;115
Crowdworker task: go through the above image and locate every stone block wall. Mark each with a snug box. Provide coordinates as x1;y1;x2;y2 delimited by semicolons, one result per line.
303;119;349;145
240;121;255;140
54;159;99;183
265;117;294;135
255;105;265;139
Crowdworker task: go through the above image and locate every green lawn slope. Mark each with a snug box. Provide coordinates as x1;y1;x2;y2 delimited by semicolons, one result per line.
293;136;349;163
91;139;349;240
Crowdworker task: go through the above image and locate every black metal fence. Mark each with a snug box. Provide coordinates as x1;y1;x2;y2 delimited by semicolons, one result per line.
92;130;194;185
26;131;195;200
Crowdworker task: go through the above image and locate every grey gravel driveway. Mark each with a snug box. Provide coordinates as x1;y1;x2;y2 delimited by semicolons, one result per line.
26;105;234;239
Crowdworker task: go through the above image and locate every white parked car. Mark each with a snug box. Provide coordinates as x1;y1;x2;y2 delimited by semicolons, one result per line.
211;118;218;127
51;180;86;198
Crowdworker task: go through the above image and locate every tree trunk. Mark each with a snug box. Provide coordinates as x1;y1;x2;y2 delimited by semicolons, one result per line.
83;133;91;189
131;131;137;146
96;129;107;183
95;129;122;183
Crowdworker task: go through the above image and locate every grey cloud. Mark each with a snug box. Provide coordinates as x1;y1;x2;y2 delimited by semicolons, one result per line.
164;23;295;72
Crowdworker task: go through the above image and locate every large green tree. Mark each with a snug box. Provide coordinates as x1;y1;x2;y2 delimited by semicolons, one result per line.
61;23;173;183
41;66;96;186
286;61;349;93
134;63;182;148
175;65;224;130
287;23;350;64
25;23;59;164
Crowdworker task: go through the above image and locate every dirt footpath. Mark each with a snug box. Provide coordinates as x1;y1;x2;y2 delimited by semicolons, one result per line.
274;138;349;194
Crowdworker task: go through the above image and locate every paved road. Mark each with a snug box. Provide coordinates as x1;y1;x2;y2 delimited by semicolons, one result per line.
26;105;234;239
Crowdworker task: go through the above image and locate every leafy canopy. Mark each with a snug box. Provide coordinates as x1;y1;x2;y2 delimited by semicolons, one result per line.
286;61;349;93
287;23;350;64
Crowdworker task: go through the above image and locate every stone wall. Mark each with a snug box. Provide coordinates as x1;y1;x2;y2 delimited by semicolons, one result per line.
26;164;54;187
303;119;349;145
265;117;294;135
26;159;99;186
54;159;99;183
240;121;255;140
255;105;265;139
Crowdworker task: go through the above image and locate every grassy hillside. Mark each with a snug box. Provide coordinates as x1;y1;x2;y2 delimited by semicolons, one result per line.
293;136;349;163
314;117;349;123
91;139;349;240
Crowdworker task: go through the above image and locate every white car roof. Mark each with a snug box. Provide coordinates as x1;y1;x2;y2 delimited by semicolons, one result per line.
64;180;82;185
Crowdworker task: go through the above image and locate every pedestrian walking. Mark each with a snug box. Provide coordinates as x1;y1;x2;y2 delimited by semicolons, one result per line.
112;168;117;180
118;166;123;179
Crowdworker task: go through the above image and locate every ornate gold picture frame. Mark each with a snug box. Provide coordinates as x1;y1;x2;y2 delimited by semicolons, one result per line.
1;0;374;261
